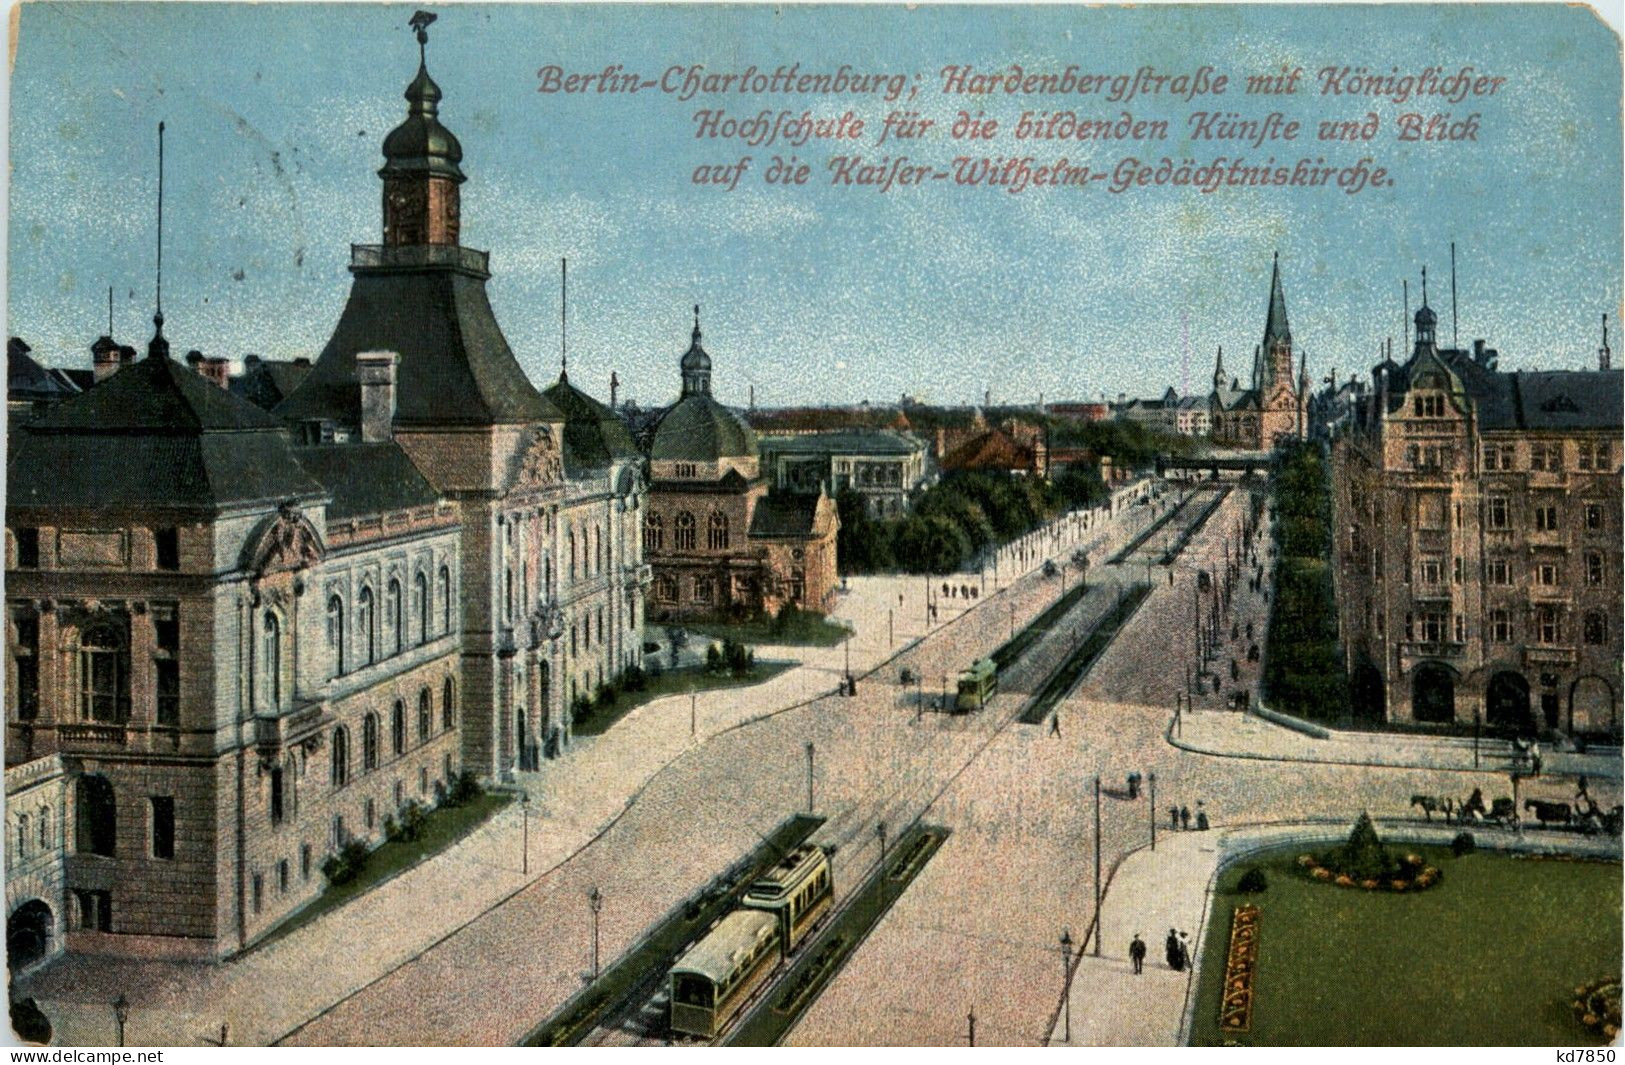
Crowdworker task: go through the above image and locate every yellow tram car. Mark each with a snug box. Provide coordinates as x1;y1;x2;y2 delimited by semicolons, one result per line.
668;845;833;1040
669;910;780;1039
741;844;833;951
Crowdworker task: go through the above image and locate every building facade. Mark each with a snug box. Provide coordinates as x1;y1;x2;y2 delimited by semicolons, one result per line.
644;313;839;620
1211;254;1309;449
758;430;929;518
1332;298;1622;736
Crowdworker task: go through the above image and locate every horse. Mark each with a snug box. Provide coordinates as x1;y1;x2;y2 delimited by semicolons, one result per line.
1523;798;1573;827
1410;795;1455;822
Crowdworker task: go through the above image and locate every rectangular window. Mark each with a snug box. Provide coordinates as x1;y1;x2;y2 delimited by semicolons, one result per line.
154;607;180;726
1420;558;1443;585
1490;609;1512;643
278;860;290;894
1487;497;1509;529
1535;505;1559;532
270;768;284;825
1454;614;1465;642
150;797;175;860
365;797;376;830
1420;612;1445;644
13;612;39;721
1453;556;1463;584
1587;552;1605;586
154;528;180;570
252;873;264;914
301;843;312;881
14;528;39;569
1537;606;1561;645
1487;559;1510;585
1483;446;1499;471
1585;503;1604;532
1537;563;1559;586
1530;444;1546;471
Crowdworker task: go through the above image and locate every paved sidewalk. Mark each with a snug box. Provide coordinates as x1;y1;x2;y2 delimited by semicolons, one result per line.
1173;709;1624;780
1051;819;1625;1048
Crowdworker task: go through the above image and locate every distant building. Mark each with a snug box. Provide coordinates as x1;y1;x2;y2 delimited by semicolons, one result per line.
758;430;929;518
1210;253;1308;449
938;423;1047;478
1332;295;1622;736
643;311;839;620
1115;387;1211;437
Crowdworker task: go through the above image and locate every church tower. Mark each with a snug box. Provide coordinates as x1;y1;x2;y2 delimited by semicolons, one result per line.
1211;345;1226;394
380;12;464;247
680;305;713;397
1262;251;1295;395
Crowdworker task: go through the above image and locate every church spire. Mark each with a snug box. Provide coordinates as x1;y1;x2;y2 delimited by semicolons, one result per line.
148;120;170;361
1262;250;1292;353
1211;345;1226;393
680;304;713;397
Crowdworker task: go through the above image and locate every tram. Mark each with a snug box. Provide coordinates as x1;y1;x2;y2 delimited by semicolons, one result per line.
668;845;834;1040
954;658;998;712
741;844;833;952
669;910;780;1039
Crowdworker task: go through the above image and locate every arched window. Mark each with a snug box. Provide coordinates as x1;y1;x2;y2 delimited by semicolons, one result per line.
418;688;432;742
439;565;453;634
331;727;350;788
392;700;406;756
387;578;404;655
708;511;729;551
79;624;130;723
568;528;577;579
363;713;379;771
326;595;346;676
17;814;30;859
644;513;664;553
262;611;282;708
441;677;455;731
357;587;376;666
75;775;117;856
654;573;678;603
674;511;696;551
414;572;429;644
38;806;50;850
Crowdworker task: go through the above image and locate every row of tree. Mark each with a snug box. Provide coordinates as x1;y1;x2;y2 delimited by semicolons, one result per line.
837;464;1109;576
1261;442;1350;721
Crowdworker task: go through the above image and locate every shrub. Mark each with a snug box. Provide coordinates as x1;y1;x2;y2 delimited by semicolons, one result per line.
1321;812;1400;880
321;838;371;886
1451;831;1476;857
594;681;619;708
1236;867;1268;894
705;642;723;674
621;663;648;693
570;693;593;724
443;770;482;807
722;637;752;676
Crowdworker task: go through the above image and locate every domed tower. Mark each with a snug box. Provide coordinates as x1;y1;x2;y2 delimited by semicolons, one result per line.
650;306;759;481
380;13;464;247
680;305;713;398
1412;267;1439;356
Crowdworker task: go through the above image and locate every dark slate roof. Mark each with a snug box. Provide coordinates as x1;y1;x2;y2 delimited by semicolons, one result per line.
231;358;312;411
1510;370;1623;430
58;368;96;392
749;492;823;538
276;262;560;429
380;64;465;183
940;428;1036;473
542;374;640;473
10;354;324;511
758;430;923;456
1262;253;1291;350
650;393;758;461
291;441;441;521
8;340;79;403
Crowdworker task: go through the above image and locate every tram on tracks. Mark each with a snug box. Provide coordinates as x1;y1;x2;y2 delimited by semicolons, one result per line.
669;844;833;1039
954;657;998;712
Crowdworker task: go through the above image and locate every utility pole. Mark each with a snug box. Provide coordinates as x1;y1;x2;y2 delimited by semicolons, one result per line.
967;1010;976;1047
1149;770;1157;850
876;821;888;902
806;742;815;814
521;792;530;875
587;886;603;981
888;608;894;648
1093;775;1102;956
1059;928;1074;1043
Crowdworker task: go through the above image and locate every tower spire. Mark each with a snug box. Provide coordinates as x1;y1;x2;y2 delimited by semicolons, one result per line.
1450;241;1459;348
148;121;170;361
559;257;568;382
1601;313;1613;371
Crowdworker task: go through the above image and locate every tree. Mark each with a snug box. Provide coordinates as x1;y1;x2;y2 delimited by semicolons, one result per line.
1052;462;1108;509
835;488;895;573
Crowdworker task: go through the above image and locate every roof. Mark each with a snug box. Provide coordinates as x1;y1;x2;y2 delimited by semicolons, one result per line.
1263;254;1292;351
276;261;560;429
8;340;79;403
939;428;1036;473
758;430;923;456
670;909;778;984
291;441;441;521
379;63;465;183
10;353;324;511
542;375;640;472
745;845;825;897
1507;369;1622;431
748;491;826;538
651;393;758;462
231;358;313;411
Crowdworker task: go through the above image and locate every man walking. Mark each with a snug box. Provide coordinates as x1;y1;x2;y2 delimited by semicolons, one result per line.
1129;933;1147;974
1179;805;1191;830
1049;713;1061;738
1165;929;1180;970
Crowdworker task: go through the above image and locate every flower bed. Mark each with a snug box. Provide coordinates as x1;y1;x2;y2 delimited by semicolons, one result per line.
1296;850;1443;894
1572;977;1622;1042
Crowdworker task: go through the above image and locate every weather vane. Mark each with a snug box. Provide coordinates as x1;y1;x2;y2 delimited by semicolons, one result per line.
410;10;436;49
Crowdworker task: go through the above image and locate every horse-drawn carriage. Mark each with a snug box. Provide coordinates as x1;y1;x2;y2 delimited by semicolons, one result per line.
1411;788;1623;834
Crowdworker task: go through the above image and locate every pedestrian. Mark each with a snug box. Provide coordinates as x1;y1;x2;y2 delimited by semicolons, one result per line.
1165;929;1180;969
1129;934;1147;974
1178;931;1191;970
1168;569;1175;587
1180;805;1191;830
1196;802;1209;831
1531;740;1542;775
1050;713;1061;738
899;593;904;608
1230;659;1239;682
1577;775;1591;801
1171;806;1180;831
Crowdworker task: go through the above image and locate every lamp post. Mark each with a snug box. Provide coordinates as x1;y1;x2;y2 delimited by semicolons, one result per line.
1059;928;1074;1043
113;994;129;1048
888;608;894;648
806;742;816;814
1093;775;1102;956
1009;603;1015;640
587;887;603;981
521;792;530;875
876;821;888;901
1149;770;1158;850
690;690;697;737
1473;706;1481;769
967;1009;976;1047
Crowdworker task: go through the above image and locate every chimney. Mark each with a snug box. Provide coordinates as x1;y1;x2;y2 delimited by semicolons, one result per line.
356;350;399;442
186;349;205;370
203;356;230;389
244;354;262;371
92;335;121;382
610;370;620;410
934;426;946;458
118;345;137;368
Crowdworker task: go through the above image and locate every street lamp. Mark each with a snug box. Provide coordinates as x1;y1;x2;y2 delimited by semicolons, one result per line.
521;792;530;875
1059;929;1074;1043
1149;770;1158;850
113;994;129;1048
690;690;697;737
876;821;888;900
806;742;816;815
1093;776;1102;957
588;886;603;981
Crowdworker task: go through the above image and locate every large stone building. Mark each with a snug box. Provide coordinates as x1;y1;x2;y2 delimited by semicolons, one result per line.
4;23;643;964
1332;293;1622;737
1211;254;1309;449
643;312;838;619
758;430;929;518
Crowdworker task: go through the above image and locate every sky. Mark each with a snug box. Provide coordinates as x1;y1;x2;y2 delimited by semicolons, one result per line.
7;3;1622;410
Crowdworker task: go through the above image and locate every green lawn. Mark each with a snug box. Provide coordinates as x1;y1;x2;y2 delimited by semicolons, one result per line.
251;791;512;951
1191;845;1622;1046
571;662;794;737
681;614;854;648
